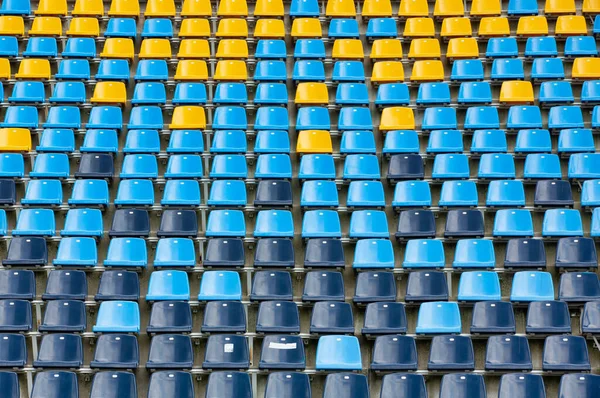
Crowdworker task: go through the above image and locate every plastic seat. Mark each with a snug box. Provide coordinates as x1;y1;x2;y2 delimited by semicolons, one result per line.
429;335;474;370
370;335;417;371
302;239;344;269
478;153;515;179
492;209;533;237
206;372;251;398
198;271;242;301
0;270;35;300
410;60;445;82
310;301;354;334
23;37;59;58
486;38;518;58
315;335;362;371
450;59;484;81
87;106;123;130
61;208;103;238
94;60;128;81
33;333;83;368
507;106;542;130
492;59;525;81
31;371;78;398
451;239;494;268
142;18;173;38
39;300;86;332
42;270;87;301
107;0;140;17
526;300;571;334
290;0;319;16
264;373;310;398
131;84;166;106
565;36;598;58
146;334;193;370
95;271;139;302
0;300;32;332
417;83;451;106
48;82;86;105
256;301;300;334
13;208;55;236
1;107;38;129
353;271;396;303
407;39;441;61
458;271;501;301
531;58;565;80
201;300;246;333
375;84;410;107
301;210;342;238
0;0;30;15
549;105;584;130
0;333;26;367
446;37;479;60
395;210;436;240
300;180;339;208
348;210;388;239
470;130;507;154
171;84;207;105
517;16;549;37
3;237;46;267
533;180;573;209
559;272;600;303
173;60;209;81
558;374;600;398
399;239;443;269
556;15;587;36
405;271;448;302
119;155;158;179
511;271;554;302
558;128;595;153
541;208;582;237
166;129;204;153
20;179;62;206
100;38;134;59
503;239;546;269
157;209;198;238
426;130;462;153
92;301;140;333
298;154;336;181
104;18;136;38
253;19;286;39
103;237;147;267
0;373;18;397
543;335;591;371
438;181;477;207
499;375;545;398
90;372;136;398
523;154;561;180
366;18;397;38
342;155;380;180
147;372;193;398
29;16;62;36
254;238;294;268
250;271;292;301
203;238;245;268
422;107;457;130
203;334;249;369
485;335;532;371
471;301;516;334
146;270;190;301
347;180;385;208
69;180;110;209
123;130;160;154
8;81;44;104
432;154;469;180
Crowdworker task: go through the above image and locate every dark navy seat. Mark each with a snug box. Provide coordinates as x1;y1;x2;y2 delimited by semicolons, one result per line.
265;372;311;398
259;335;305;370
39;300;86;333
0;372;19;398
310;301;354;334
256;301;300;334
146;334;193;370
380;373;426;398
147;301;192;334
428;336;475;370
33;333;83;368
558;373;600;398
95;270;140;301
90;371;137;398
387;154;425;182
206;372;251;398
526;301;571;334
534;180;573;207
42;270;87;300
157;209;198;238
148;371;194;398
254;238;294;268
582;301;600;335
361;302;407;335
470;301;516;334
204;238;245;268
304;239;345;268
405;271;449;302
31;371;78;398
0;179;16;205
255;180;293;207
250;271;293;301
203;334;250;370
439;374;486;398
302;271;345;302
543;335;591;371
90;334;139;369
395;210;436;240
371;335;418;371
75;153;114;179
3;237;47;266
485;335;532;371
555;237;598;269
498;374;545;398
353;271;396;303
0;270;35;300
0;300;31;332
444;209;485;238
201;301;246;333
323;373;368;398
0;333;26;368
109;209;150;237
559;272;600;303
504;238;546;269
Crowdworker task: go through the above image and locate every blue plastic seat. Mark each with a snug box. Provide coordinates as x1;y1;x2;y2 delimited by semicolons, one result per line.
301;180;339;207
493;209;534;237
265;373;310;398
0;333;26;367
122;130;159;154
526;300;571;334
347;180;385;208
254;180;293;207
128;106;163;130
294;39;325;59
62;38;96;58
511;271;554;302
304;238;345;268
31;371;78;398
48;82;85;104
542;209;583;237
402;239;444;268
146;334;193;370
558;373;600;398
581;179;600;208
471;130;507;153
53;237;97;267
172;83;207;105
39;300;85;332
329;19;359;38
87;106;123;130
214;83;247;105
255;154;292;179
0;182;14;208
539;81;574;105
256;301;300;333
559;272;600;302
466;106;500;130
119;154;158;179
532;58;565;80
525;37;558;57
33;333;83;368
432;154;469;179
93;301;140;333
79;130;118;154
254;83;288;106
582;301;600;334
95;271;139;301
90;372;136;398
543;335;590;371
452;239;495;268
206;372;251;398
581;80;600;104
56;59;90;80
335;83;369;106
316;335;362;370
254;131;290;153
343;154;380;180
438;181;477;207
339;131;375;154
290;0;319;16
534;180;573;208
250;270;293;301
162;180;201;206
43;106;81;129
353;271;396;303
68;179;109;207
416;301;461;334
105;18;137;38
370;335;417;371
478;153;515;179
396;210;436;240
491;59;524;80
486;38;518;58
198;271;242;301
392;181;431;208
349;210;389;239
296;106;329;130
458;271;501;301
90;334;139;368
157;209;197;238
302;210;341;238
255;40;286;59
134;60;168;81
147;301;192;333
293;60;325;82
405;271;448;302
457;82;492;104
471;301;516;334
9;81;44;103
202;301;246;333
0;300;32;332
23;37;57;58
485;335;532;371
210;130;246;154
498;374;545;398
323;373;368;398
549;106;584;129
298;154;336;180
254;60;287;82
116;180;152;205
422;107;456;130
208;180;246;207
146;270;190;301
0;38;18;55
310;301;354;334
148;372;193;398
0;154;24;178
508;0;539;14
0;270;35;300
507;106;543;129
451;59;484;81
375;83;410;106
166;130;203;154
2;106;38;128
361;301;407;336
504;238;546;269
13;208;55;236
142;18;173;38
338;107;373;130
210;155;248;179
417;83;451;106
0;0;30;14
352;238;393;269
104;237;147;267
131;84;166;106
61;208;103;237
96;59;130;81
21;179;61;206
203;334;249;369
426;130;463;153
569;153;600;180
559;128;595;153
332;60;365;82
34;130;72;154
514;129;551;153
382;131;419;154
302;271;344;302
3;236;46;266
428;335;474;370
445;209;485;238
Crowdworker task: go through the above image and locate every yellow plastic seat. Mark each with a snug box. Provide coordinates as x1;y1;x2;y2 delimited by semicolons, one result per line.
371;61;405;83
583;0;600;13
0;129;31;152
516;16;548;36
380;107;415;131
170;106;206;130
145;0;176;17
446;38;479;59
35;0;67;15
179;18;211;37
181;0;212;16
433;0;464;18
555;15;587;36
254;19;285;38
214;60;247;81
254;0;285;17
66;18;100;37
29;17;62;36
73;0;105;16
440;17;472;38
108;0;140;17
100;38;135;59
362;0;393;17
295;83;329;105
403;17;435;37
297;130;333;153
174;60;209;80
371;39;403;60
0;16;24;36
326;0;357;17
291;18;323;38
572;57;600;80
410;60;445;81
470;0;501;16
499;81;534;104
178;39;211;59
478;17;510;37
15;59;51;80
398;0;429;17
91;82;127;105
332;39;364;59
216;39;249;59
0;59;10;80
408;38;441;59
545;0;576;15
216;18;248;37
139;39;172;59
217;0;248;16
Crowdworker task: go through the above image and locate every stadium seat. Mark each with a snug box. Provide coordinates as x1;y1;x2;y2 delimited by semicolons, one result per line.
543;335;590;371
95;270;139;301
542;209;583;237
559;272;600;303
0;270;35;300
405;271;448;302
416;301;461;334
9;81;45;103
61;208;103;238
302;271;344;302
539;81;574;105
21;179;62;206
471;129;507;153
13;208;55;236
316;335;362;370
392;181;431;208
3;237;47;267
104;236;148;266
69;179;110;207
174;60;209;81
396;210;436;240
255;180;293;207
39;300;86;332
93;301;140;333
422;107;457;130
485;335;532;370
515;129;551;153
558;128;595;153
250;271;293;301
264;372;311;398
498;374;545;398
301;210;341;238
428;335;474;370
438;181;477;207
402;239;444;268
371;335;418;371
146;270;190;301
478;153;515;179
203;334;249;369
452;239;495;268
256;301;300;334
526;300;571;334
503;238;546;269
523;153;562;179
446;38;479;59
202;301;246;333
486;38;518;58
353;238;393;268
147;372;194;398
198;271;242;301
471;301;516;334
301;180;339;208
0;300;32;332
534;180;573;208
203;238;245;268
479;16;509;36
311;301;354;334
0;333;26;367
450;60;484;81
206;372;251;398
492;59;525;80
558;374;600;398
458;271;501;301
323;373;368;398
493;209;534;237
362;302;407;335
167;130;204;153
349;210;388;238
431;154;469;179
304;239;345;268
90;372;136;398
417;83;451;106
146;334;193;370
34;333;83;368
31;372;78;398
511;271;554;302
569;153;600;180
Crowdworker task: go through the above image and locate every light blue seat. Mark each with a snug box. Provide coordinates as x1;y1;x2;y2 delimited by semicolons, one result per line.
416;302;461;334
542;209;583;237
49;82;86;104
458;271;501;301
486;180;526;207
349;210;389;239
514;129;551;153
254;60;287;82
347;181;385;207
255;154;292;179
120;154;158;179
254;210;294;238
343;154;380;180
134;60;168;81
568;153;600;180
95;59;130;81
464;106;500;130
161;180;201;206
87;106;123;129
539;81;574;104
457;82;492;104
53;237;98;267
30;153;69;178
80;129;119;153
329;19;359;38
146;270;190;301
293;60;325;82
417;83;450;105
525;37;557;57
432;154;469;179
592;106;600;129
214;83;248;105
167;130;204;153
61;208;103;237
165;155;203;178
1;106;38;128
581;80;600;104
332;61;365;82
42;106;81;129
558;128;594;153
210;130;246;153
290;0;319;16
62;38;96;58
335;83;369;106
128;106;163;130
0;154;24;178
254;83;288;106
208;180;246;206
0;36;18;57
124;130;160;153
296;106;330;130
69;179;109;207
315;335;362;370
21;179;62;206
206;210;245;237
255;107;289;131
392;181;431;208
93;301;140;333
507;106;542;129
302;210;342;238
523;154;561;179
478;153;516;179
582;180;600;207
301;180;339;207
131;83;166;105
294;39;325;59
353;239;394;269
531;58;565;80
56;59;90;80
142;18;173;38
153;238;196;268
508;0;539;15
23;37;57;57
382;130;419;154
298;155;336;180
172;83;207;105
340;131;375;154
104;238;147;268
367;18;397;38
254;130;289;153
9;81;45;103
0;210;7;236
450;60;484;81
422;107;456;130
338;107;373;130
198;271;242;301
486;38;518;58
426;130;463;153
548;106;584;129
439;181;478;207
471;130;507;153
105;18;137;38
375;83;410;106
403;239;444;268
453;239;495;268
255;40;286;59
491;59;524;80
511;271;555;302
0;0;30;14
493;209;534;237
